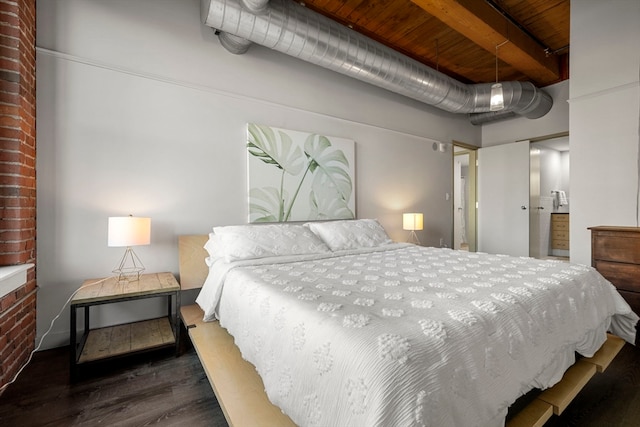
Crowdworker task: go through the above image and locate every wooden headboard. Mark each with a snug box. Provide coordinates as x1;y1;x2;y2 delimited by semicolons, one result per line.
178;234;209;290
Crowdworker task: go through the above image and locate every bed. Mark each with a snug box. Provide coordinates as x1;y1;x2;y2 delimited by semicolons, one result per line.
178;219;639;427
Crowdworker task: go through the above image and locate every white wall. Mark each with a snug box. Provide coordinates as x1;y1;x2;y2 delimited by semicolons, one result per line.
36;0;481;348
569;0;640;265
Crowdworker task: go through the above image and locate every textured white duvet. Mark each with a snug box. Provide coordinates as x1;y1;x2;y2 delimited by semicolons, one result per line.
196;244;638;427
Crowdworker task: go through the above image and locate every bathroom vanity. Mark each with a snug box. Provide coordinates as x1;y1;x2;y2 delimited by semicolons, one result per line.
550;213;570;257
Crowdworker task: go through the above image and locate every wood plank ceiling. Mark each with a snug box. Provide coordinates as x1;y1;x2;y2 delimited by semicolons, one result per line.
296;0;569;87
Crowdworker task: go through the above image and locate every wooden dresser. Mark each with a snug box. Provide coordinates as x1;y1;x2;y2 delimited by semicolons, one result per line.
589;226;640;316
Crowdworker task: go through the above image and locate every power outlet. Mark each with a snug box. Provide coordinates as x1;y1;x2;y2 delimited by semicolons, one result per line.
439;238;444;247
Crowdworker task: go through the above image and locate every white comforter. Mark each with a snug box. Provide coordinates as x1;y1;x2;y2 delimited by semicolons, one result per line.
196;244;638;427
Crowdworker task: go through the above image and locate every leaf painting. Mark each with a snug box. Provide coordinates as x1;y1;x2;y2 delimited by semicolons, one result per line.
247;124;355;223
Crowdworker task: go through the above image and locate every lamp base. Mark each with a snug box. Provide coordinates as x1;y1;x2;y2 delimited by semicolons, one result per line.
407;231;421;245
113;247;145;282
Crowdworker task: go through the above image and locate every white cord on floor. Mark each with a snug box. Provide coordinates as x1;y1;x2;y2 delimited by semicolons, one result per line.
0;276;112;395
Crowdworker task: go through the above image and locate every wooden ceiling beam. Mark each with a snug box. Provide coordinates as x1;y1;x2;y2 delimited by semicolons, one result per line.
411;0;560;84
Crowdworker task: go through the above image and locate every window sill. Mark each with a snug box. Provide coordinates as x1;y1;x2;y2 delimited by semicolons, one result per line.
0;264;34;299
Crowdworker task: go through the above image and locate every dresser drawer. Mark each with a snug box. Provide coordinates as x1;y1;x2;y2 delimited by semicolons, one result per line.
594;260;640;292
592;232;640;264
552;221;569;231
551;214;569;223
552;230;569;240
552;240;570;250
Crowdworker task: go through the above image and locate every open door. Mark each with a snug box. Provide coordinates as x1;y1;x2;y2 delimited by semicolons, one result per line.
477;141;530;256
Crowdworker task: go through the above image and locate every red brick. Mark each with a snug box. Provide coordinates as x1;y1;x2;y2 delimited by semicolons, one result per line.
0;196;35;209
0;34;19;49
0;43;19;59
0;0;37;392
14;287;25;301
0;230;26;240
0;175;19;186
0;2;18;14
0;312;17;335
0;293;17;313
0;104;20;117
20;113;34;129
0;137;20;150
0;115;20;128
0;126;21;140
0;253;21;264
0;19;20;35
0;56;19;71
0;79;20;93
5;153;23;164
0;242;27;253
17;308;34;328
0;164;21;176
0;206;34;219
23;155;34;168
1;10;20;27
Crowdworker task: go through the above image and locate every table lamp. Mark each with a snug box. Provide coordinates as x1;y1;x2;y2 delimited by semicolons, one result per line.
403;213;423;245
108;215;151;282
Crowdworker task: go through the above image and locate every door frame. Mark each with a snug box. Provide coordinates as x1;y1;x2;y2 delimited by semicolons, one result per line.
452;141;477;252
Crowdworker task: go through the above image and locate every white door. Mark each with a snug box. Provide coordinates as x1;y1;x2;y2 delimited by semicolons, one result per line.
477;141;530;256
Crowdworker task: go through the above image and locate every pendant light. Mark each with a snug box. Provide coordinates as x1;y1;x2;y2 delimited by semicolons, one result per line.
490;41;508;111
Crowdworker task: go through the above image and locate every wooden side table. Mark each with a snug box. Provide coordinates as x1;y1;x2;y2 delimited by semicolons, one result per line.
69;272;181;381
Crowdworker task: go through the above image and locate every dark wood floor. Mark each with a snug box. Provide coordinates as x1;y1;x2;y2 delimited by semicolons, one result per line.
545;342;640;426
0;334;228;427
1;335;639;426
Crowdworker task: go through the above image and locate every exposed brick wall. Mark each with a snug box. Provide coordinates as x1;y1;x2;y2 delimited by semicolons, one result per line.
0;0;37;393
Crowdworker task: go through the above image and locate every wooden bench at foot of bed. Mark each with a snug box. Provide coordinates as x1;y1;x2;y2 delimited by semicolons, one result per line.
181;303;625;427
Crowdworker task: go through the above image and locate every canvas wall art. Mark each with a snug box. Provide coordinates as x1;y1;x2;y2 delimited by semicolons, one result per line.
247;123;356;223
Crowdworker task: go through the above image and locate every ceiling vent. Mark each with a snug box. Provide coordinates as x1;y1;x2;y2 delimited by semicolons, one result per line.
201;0;553;125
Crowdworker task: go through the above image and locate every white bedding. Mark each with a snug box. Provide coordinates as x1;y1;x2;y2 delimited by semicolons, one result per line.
196;244;638;427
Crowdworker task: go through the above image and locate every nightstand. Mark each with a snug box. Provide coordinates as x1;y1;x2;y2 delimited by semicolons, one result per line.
69;272;181;381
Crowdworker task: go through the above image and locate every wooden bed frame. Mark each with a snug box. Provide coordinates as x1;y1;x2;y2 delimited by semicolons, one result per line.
177;234;626;427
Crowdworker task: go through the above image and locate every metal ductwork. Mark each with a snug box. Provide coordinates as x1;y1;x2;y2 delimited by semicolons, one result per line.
201;0;553;124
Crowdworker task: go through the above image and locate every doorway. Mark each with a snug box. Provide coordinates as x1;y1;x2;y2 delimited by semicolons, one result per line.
475;133;569;258
530;134;570;260
453;143;477;252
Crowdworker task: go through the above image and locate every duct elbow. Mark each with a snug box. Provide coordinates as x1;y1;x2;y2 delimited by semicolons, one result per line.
218;31;253;54
520;88;553;119
241;0;269;14
503;81;553;119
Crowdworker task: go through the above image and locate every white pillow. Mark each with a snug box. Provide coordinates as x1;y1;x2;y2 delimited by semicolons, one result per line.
210;223;330;262
306;219;393;251
203;233;223;266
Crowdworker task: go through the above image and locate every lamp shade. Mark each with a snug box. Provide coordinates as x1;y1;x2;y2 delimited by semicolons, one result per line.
489;83;505;111
108;216;151;247
403;213;423;231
